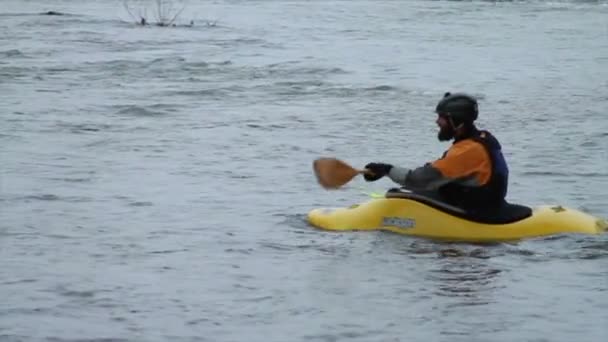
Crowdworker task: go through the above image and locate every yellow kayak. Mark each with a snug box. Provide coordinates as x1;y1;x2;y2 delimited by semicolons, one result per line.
308;191;607;242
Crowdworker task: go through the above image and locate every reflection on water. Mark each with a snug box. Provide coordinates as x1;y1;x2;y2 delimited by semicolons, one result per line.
426;251;507;339
430;250;503;307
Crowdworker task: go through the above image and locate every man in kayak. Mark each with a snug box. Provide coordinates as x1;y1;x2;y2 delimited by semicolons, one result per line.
363;92;509;215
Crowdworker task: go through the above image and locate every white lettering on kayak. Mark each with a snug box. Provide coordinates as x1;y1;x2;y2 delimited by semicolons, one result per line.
382;217;415;229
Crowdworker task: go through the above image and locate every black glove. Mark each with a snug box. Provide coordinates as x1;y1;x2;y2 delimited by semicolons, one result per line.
363;163;393;182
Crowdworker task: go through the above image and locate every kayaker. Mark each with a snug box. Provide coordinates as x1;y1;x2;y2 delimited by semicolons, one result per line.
363;92;509;215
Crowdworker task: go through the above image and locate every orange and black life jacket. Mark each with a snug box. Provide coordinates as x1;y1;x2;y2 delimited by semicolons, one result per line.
433;129;509;211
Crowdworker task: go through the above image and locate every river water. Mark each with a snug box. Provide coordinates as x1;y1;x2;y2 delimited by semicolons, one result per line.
1;0;607;341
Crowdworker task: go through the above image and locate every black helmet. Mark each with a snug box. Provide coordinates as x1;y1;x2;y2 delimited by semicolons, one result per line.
435;92;478;123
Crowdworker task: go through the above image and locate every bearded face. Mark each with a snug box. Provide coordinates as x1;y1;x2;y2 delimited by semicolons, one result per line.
437;125;454;141
436;115;455;141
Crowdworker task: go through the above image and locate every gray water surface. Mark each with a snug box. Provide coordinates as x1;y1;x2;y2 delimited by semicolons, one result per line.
1;1;608;341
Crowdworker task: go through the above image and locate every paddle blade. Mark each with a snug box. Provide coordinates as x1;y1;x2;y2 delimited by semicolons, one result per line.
313;158;362;189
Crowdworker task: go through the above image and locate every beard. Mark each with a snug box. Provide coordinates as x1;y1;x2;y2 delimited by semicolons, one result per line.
437;125;454;141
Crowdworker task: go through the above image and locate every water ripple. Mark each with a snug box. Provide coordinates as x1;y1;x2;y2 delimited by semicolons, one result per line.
0;49;27;58
112;105;169;117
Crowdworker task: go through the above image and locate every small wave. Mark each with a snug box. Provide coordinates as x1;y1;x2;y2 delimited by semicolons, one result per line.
429;263;504;300
147;103;182;112
269;82;403;98
84;57;179;78
0;49;27;58
304;328;389;341
16;15;111;29
438;248;493;259
48;177;92;183
251;64;349;79
83;138;114;147
113;105;167;117
0;11;71;17
303;67;348;75
528;1;605;12
44;338;130;342
213;60;232;66
103;59;142;69
0;133;19;140
278;213;318;232
147;249;187;254
224;248;254;255
171;89;227;97
575;239;608;260
40;11;68;16
185;61;208;68
521;171;608;178
18;194;91;203
324;85;401;97
365;85;398;91
147;56;186;66
35;89;62;93
258;242;296;252
275;66;349;77
171;86;245;97
235;295;274;303
580;140;600;147
245;123;288;131
128;201;153;207
67;33;111;45
181;60;232;72
274;80;325;88
51;284;116;300
55;122;114;134
0;12;30;17
1;278;37;285
43;66;78;74
24;194;60;201
234;38;266;44
207;37;267;47
59;289;96;298
519;235;608;260
186;318;212;326
0;66;33;79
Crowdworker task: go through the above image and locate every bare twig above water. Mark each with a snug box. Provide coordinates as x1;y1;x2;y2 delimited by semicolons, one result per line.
123;0;148;24
123;0;201;27
152;0;185;26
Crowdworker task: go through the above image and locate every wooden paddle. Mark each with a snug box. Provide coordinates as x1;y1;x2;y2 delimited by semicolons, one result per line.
313;158;370;189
